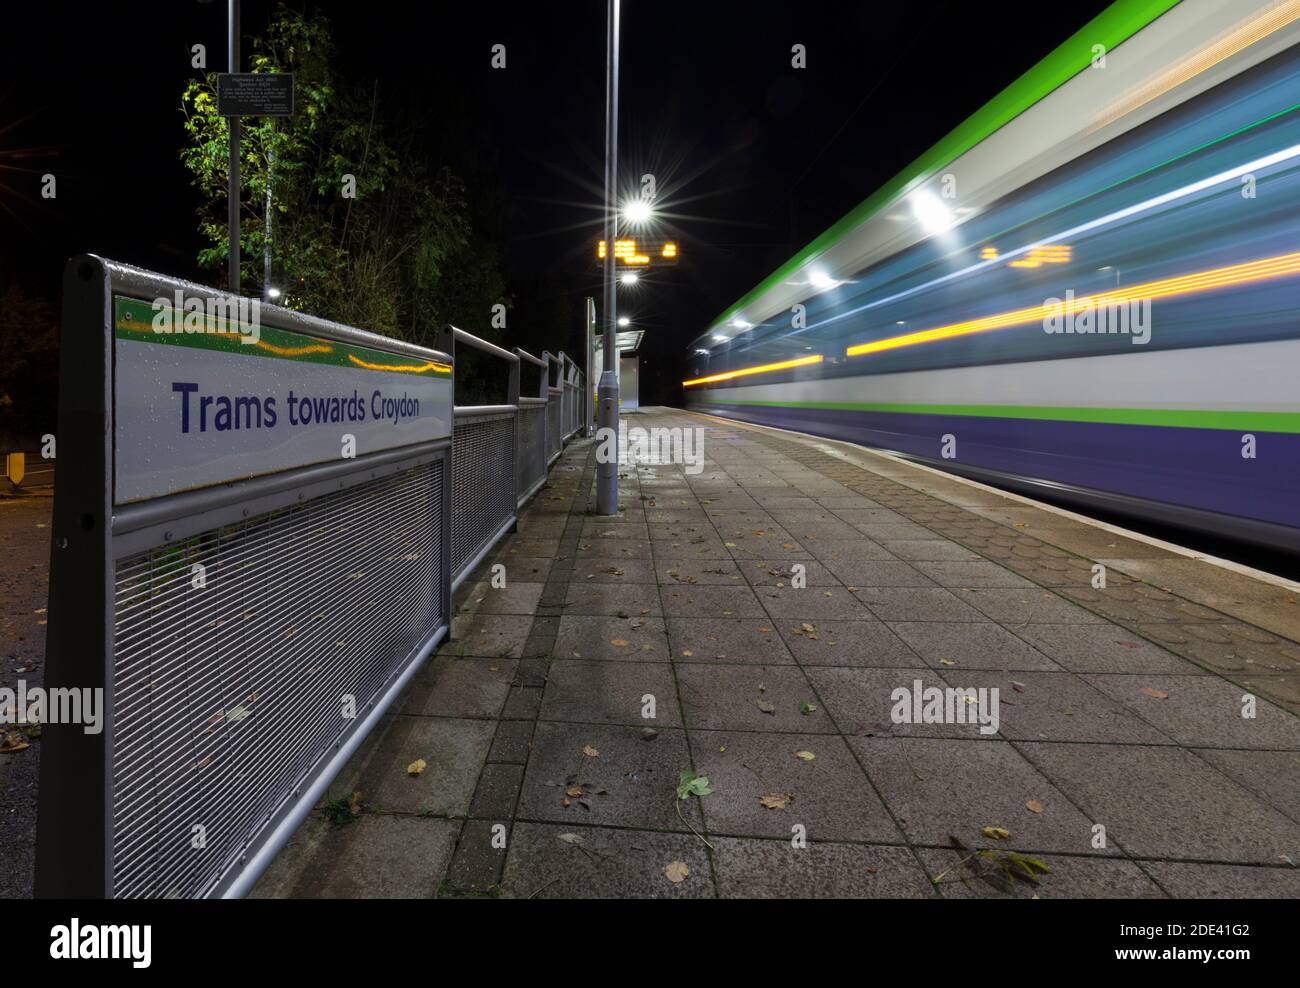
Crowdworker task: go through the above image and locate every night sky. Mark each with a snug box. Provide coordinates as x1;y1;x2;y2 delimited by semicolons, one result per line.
1;0;1111;403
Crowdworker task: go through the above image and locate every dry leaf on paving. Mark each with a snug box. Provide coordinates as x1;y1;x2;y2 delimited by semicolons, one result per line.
794;750;816;761
1026;799;1045;813
1139;687;1169;699
756;699;776;715
610;639;630;647
583;745;600;757
557;832;585;846
759;793;793;809
981;826;1011;840
665;860;690;883
565;786;583;797
406;759;427;775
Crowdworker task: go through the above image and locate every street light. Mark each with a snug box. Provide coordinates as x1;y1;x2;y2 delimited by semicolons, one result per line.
623;199;653;225
618;316;631;326
620;271;639;285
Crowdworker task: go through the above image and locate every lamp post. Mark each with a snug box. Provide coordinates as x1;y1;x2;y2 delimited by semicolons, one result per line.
227;0;240;295
596;0;621;515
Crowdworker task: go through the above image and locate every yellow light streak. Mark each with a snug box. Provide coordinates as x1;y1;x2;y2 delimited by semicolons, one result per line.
1090;0;1300;133
682;354;823;388
845;249;1300;358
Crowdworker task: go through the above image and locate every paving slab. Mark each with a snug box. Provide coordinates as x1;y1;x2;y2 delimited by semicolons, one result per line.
327;716;495;816
778;618;920;667
887;622;1060;671
940;670;1174;744
498;823;715;898
554;614;669;661
399;657;518;719
918;847;1165;899
1083;674;1300;748
1141;861;1300;898
251;815;461;899
850;736;1107;855
539;659;681;726
1011;623;1205;674
666;616;795;664
689;729;900;842
676;663;834;733
1016;742;1300;863
516;722;700;832
712;838;932;898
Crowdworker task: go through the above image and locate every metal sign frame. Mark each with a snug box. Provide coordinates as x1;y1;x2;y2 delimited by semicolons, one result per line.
36;256;454;898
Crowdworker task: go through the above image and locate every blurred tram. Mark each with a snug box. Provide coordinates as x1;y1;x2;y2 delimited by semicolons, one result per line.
683;0;1300;552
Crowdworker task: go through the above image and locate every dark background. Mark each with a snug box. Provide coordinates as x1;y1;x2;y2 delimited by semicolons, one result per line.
0;0;1111;405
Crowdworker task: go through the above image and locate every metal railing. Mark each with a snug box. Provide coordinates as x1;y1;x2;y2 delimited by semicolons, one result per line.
449;327;519;592
515;347;549;509
38;256;454;899
37;260;591;900
544;351;563;466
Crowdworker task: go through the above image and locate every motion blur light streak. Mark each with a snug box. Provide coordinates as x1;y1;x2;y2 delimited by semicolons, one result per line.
682;354;822;387
805;139;1300;337
1090;0;1300;132
687;6;1300;550
845;249;1300;357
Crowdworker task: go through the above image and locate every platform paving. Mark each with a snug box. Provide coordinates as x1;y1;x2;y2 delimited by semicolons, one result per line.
253;407;1300;899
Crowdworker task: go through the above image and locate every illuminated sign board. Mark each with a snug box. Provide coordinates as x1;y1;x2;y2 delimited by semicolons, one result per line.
596;238;680;266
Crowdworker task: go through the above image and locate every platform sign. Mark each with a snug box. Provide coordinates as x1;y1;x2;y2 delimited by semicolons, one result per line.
595;238;679;267
217;73;295;117
111;296;452;504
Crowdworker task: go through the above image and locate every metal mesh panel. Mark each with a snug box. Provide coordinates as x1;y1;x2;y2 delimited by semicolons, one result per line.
547;395;562;461
517;404;546;502
451;412;516;581
110;460;445;898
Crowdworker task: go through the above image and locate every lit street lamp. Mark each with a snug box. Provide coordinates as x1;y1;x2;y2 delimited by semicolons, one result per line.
623;199;653;225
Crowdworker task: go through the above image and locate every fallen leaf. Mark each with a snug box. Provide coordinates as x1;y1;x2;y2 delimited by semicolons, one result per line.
756;699;776;715
565;786;583;797
981;826;1011;840
583;745;600;757
800;702;817;715
759;793;793;809
407;759;427;775
794;750;816;761
1139;687;1169;699
939;658;956;667
665;860;690;883
1026;799;1044;814
557;832;585;845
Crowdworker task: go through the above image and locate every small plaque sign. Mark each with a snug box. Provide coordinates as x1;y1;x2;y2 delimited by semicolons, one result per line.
217;73;295;117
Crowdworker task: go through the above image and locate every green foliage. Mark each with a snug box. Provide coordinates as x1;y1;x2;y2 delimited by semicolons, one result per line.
676;771;714;800
178;3;505;347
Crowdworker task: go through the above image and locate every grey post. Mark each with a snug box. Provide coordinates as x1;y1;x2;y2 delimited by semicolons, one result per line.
596;0;621;514
228;0;240;294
